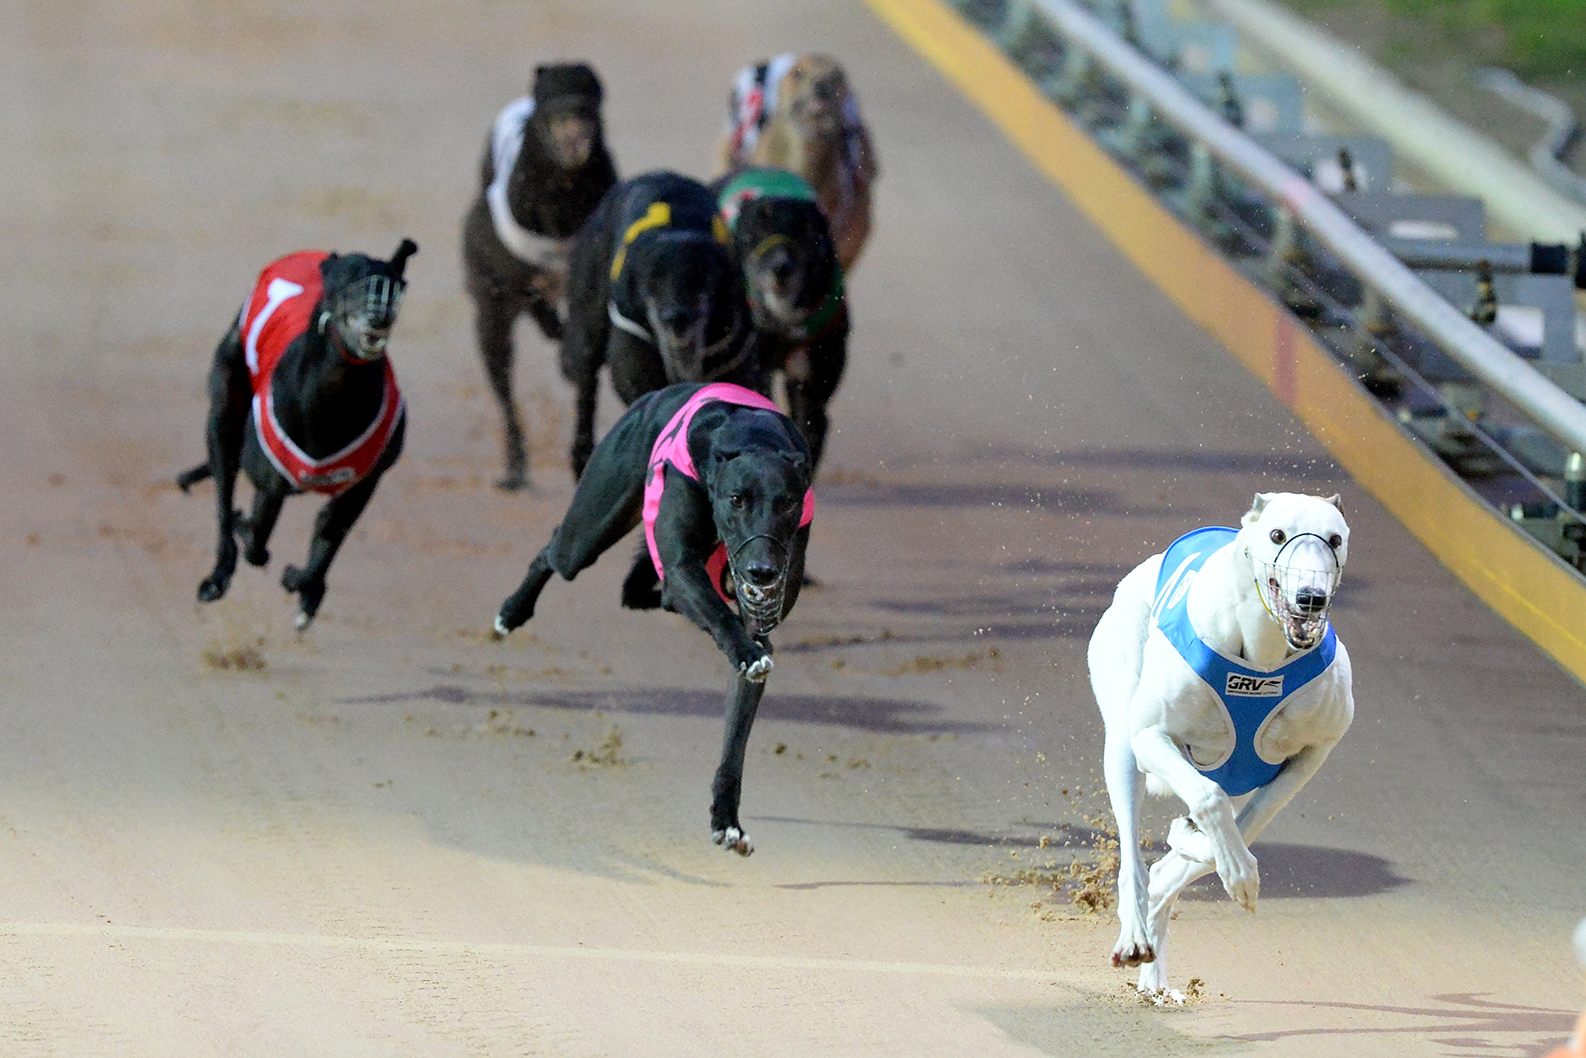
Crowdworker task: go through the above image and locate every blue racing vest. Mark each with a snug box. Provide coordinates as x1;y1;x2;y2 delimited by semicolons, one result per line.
1151;527;1337;797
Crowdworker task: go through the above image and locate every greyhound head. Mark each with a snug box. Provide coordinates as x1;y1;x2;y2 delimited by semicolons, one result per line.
640;233;741;381
735;196;839;334
782;55;850;140
704;410;812;635
1238;492;1348;650
318;238;418;362
530;63;605;172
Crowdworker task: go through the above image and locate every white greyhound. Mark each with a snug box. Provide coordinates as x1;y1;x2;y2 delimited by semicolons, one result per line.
1088;492;1354;999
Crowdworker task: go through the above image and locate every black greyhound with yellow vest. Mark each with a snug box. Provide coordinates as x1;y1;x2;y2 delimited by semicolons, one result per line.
558;171;754;479
493;381;812;855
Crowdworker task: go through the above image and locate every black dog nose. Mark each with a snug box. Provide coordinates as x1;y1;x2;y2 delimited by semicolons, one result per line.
1294;589;1329;614
741;560;780;587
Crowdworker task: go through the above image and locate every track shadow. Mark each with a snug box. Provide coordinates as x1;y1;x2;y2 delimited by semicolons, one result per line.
757;819;1412;900
1181;842;1412;900
979;998;1252;1055
1222;993;1576;1055
341;685;993;735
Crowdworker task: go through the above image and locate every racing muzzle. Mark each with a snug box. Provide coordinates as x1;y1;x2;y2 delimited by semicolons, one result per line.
327;273;405;361
727;533;792;636
1249;533;1341;650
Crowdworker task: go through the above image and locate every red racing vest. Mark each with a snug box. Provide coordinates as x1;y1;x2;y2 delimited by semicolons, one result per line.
643;383;815;603
240;252;404;496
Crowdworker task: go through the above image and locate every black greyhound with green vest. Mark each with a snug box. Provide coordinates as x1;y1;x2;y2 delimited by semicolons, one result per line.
715;166;849;475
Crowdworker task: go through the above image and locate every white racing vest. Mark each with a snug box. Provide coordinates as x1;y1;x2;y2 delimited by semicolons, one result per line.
487;97;572;270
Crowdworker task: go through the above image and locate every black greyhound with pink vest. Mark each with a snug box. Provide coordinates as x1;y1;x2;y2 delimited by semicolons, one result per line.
493;382;813;855
178;240;417;630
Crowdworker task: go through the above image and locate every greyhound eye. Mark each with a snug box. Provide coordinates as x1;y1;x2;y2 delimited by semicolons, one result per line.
1269;529;1286;545
1328;533;1343;549
729;494;745;510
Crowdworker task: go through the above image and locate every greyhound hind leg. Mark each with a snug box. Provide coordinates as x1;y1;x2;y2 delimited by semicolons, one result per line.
474;295;529;491
281;472;380;630
1136;847;1216;998
197;322;250;603
239;489;284;567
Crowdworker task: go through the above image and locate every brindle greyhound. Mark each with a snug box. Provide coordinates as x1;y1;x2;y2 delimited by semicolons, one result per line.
492;382;812;855
462;63;617;490
177;240;417;630
558;171;754;480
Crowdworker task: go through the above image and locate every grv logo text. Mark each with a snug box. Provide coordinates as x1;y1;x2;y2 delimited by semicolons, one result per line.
1225;673;1283;697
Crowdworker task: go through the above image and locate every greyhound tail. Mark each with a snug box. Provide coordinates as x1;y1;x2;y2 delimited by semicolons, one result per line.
176;462;213;493
390;238;419;278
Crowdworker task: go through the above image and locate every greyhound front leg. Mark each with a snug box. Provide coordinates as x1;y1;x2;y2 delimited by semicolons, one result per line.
494;549;554;635
711;662;768;856
1132;727;1259;911
569;366;599;482
1103;722;1153;967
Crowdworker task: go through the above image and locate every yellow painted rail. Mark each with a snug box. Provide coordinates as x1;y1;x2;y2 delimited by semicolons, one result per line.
865;0;1586;683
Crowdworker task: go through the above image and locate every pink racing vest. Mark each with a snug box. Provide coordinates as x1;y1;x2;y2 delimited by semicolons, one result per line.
240;252;404;497
642;383;815;603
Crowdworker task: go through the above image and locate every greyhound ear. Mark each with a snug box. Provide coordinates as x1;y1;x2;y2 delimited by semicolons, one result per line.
1324;493;1344;514
1242;492;1275;526
390;239;419;278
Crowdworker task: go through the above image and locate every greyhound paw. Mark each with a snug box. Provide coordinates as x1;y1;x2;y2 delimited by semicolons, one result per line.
620;559;663;610
569;444;592;483
283;566;325;630
243;547;270;568
1111;924;1156;968
294;608;315;633
1219;849;1260;912
491;614;512;640
197;572;231;603
1137;960;1189;1005
1167;817;1213;864
738;654;774;683
712;826;755;856
197;548;237;603
494;469;529;492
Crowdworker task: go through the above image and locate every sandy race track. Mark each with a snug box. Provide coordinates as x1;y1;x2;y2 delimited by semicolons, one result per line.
2;0;1585;1053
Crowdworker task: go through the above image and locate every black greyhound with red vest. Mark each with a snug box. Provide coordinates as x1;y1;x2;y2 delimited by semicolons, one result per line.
177;240;417;630
493;382;812;855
